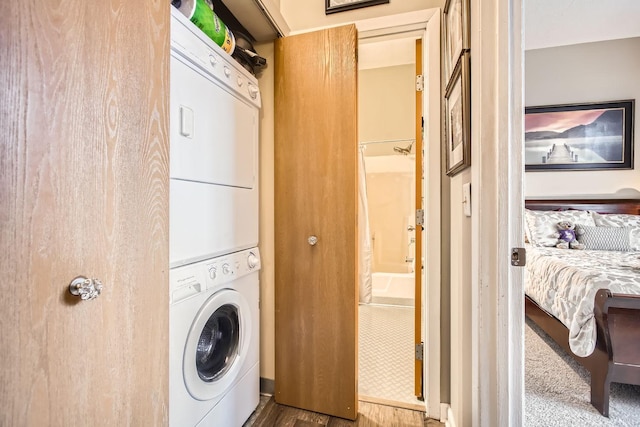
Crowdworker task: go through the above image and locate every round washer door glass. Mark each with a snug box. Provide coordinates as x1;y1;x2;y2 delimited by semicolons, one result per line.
197;304;239;382
183;288;252;401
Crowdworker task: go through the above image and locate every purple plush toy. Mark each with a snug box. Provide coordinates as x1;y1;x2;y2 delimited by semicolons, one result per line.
555;221;585;250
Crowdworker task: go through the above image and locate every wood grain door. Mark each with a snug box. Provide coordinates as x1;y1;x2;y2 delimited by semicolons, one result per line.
0;2;169;426
274;25;358;420
414;38;425;400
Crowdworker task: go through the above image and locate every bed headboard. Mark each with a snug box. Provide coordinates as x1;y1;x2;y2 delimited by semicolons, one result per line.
525;199;640;215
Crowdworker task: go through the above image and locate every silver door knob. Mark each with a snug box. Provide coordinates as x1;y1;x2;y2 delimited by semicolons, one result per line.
308;235;318;246
69;276;103;300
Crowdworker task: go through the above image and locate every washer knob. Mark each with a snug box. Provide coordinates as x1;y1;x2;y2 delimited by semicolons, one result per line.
222;263;231;275
224;67;231;77
247;253;259;269
208;266;217;280
209;54;217;66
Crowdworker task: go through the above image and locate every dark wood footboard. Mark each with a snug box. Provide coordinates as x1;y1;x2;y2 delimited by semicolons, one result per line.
525;291;640;417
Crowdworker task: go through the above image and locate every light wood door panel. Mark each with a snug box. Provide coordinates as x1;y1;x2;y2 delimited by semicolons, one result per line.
0;2;169;425
414;38;425;400
274;25;358;420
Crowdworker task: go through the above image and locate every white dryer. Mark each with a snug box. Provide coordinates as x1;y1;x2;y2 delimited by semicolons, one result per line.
170;248;261;426
170;7;261;269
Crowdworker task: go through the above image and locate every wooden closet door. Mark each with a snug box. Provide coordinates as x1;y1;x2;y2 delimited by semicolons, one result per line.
0;2;169;425
274;25;358;420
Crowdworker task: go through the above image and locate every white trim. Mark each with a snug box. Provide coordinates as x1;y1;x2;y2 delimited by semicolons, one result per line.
445;405;458;427
289;9;436;36
424;12;443;421
471;0;524;425
440;403;450;423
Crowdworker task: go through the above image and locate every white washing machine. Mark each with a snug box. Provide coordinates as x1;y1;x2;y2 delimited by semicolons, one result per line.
170;248;261;426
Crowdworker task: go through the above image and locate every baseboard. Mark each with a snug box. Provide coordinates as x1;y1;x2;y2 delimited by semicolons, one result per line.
440;403;449;423
260;377;275;395
443;404;457;427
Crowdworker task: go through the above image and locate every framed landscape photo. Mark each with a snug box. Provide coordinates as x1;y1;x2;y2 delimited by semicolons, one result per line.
444;52;471;176
524;100;635;171
325;0;389;14
443;0;469;85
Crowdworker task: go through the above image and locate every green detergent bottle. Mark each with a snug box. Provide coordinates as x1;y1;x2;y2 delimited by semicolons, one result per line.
174;0;236;54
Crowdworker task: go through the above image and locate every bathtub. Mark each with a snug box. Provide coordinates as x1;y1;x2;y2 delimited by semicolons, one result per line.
370;272;415;306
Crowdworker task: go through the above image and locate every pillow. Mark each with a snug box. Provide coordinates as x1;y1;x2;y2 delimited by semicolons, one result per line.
524;209;596;247
576;224;632;251
591;212;640;251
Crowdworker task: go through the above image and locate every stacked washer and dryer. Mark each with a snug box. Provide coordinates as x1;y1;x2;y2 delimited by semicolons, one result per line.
169;7;262;427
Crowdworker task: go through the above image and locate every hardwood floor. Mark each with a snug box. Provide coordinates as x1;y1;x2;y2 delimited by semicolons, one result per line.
246;396;444;427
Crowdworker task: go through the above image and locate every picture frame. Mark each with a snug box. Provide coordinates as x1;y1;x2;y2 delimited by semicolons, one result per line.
443;0;469;86
524;100;635;171
325;0;389;15
444;52;471;176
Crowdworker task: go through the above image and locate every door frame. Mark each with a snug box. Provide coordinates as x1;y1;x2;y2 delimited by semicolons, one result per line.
356;9;442;419
470;0;524;425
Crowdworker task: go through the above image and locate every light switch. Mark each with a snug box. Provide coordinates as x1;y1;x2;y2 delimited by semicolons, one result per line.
462;182;471;217
179;105;194;138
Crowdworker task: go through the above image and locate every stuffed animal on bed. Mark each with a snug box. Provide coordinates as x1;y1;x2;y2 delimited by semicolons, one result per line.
555;220;585;250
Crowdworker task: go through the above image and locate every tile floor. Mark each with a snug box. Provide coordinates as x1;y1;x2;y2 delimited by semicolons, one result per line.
358;303;423;407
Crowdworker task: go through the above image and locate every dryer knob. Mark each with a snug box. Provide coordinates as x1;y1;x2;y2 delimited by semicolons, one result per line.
248;84;259;100
247;253;259;269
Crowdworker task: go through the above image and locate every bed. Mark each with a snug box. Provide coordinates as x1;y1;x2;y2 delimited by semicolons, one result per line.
524;198;640;417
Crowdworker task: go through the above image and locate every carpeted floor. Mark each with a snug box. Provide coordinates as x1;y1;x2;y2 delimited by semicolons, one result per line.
525;319;640;426
358;303;423;407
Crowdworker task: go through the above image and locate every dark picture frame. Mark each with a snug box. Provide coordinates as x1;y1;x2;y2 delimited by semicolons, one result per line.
443;0;469;86
325;0;389;15
524;100;635;171
444;52;471;176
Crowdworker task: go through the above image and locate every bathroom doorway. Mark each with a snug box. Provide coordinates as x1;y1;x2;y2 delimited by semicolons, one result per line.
357;35;423;409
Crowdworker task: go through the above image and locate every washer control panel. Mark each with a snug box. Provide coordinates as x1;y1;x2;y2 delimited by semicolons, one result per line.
170;247;261;304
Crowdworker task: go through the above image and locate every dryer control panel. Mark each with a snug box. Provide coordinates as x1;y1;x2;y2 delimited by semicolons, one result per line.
170;7;261;109
170;247;261;304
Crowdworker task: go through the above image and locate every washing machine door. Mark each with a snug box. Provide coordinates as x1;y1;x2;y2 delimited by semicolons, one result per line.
183;288;252;401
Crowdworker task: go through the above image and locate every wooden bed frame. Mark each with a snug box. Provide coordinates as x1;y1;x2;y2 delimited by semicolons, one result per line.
525;198;640;417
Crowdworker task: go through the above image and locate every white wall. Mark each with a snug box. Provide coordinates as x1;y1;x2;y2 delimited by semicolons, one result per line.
255;41;276;381
525;37;640;198
280;0;443;32
359;65;415;143
448;169;472;426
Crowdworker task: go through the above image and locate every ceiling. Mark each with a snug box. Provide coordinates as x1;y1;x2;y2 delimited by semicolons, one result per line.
525;0;640;50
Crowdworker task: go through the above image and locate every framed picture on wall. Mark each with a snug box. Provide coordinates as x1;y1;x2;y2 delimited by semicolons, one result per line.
325;0;389;15
444;52;471;176
443;0;469;86
524;100;635;171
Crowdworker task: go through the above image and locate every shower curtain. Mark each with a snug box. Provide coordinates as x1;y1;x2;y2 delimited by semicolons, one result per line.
358;147;373;303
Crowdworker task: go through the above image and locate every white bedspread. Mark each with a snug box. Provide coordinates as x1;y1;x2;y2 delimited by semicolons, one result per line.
525;246;640;357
